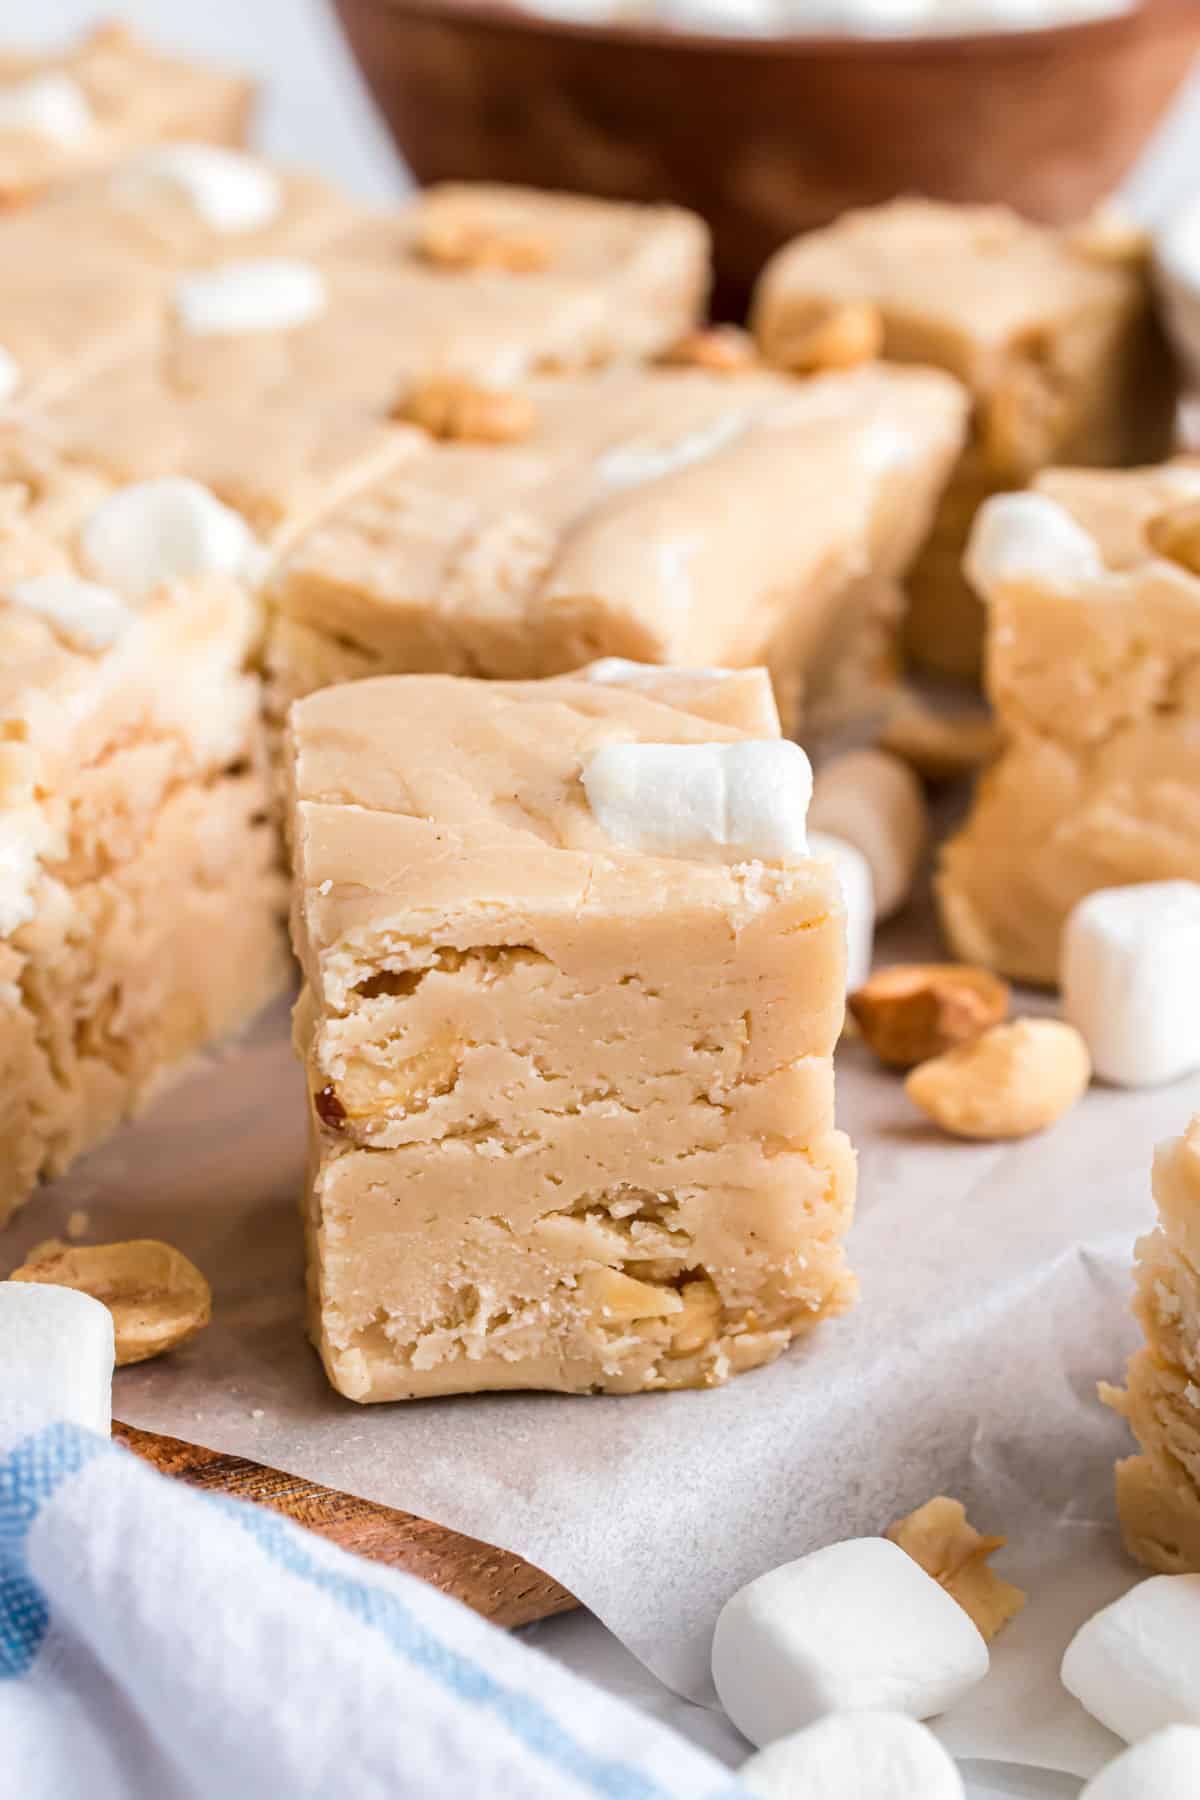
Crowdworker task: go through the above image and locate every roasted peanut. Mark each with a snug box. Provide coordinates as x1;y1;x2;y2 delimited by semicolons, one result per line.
773;301;883;375
849;963;1010;1070
660;327;759;375
398;377;537;445
9;1238;211;1366
906;1017;1091;1140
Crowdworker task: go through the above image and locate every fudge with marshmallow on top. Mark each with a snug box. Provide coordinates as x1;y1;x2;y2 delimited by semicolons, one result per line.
287;672;855;1400
753;200;1173;678
937;463;1200;985
265;361;967;731
1104;1118;1200;1577
0;438;288;1225
0;22;252;209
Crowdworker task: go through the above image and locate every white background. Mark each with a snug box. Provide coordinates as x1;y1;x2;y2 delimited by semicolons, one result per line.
13;5;1200;1795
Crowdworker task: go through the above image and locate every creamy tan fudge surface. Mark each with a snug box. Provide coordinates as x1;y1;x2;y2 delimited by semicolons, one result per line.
0;250;165;408
0;23;252;208
752;200;1173;679
266;362;967;731
0;434;288;1226
938;463;1200;986
1105;1119;1200;1575
288;673;855;1401
327;181;710;368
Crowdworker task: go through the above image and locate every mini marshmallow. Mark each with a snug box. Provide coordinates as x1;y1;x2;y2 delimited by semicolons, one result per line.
1080;1727;1200;1799
810;830;875;990
8;574;133;653
0;344;18;403
112;144;282;233
711;1538;988;1747
581;739;812;863
0;1281;114;1436
582;657;738;686
0;71;93;145
1061;882;1200;1087
80;477;258;600
174;258;327;336
966;491;1105;597
809;748;927;919
1061;1574;1200;1743
740;1711;964;1800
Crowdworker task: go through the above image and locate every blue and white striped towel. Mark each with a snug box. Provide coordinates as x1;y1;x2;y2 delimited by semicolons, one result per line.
1;1414;745;1799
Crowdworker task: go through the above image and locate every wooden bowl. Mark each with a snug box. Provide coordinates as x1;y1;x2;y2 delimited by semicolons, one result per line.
334;0;1200;306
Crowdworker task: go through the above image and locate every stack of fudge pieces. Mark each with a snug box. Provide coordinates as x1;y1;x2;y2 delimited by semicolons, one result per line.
8;22;1200;1414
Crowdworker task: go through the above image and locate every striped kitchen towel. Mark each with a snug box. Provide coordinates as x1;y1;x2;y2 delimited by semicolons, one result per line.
0;1415;745;1799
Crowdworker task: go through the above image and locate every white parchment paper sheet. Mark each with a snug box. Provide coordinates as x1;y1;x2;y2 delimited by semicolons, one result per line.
5;915;1194;1785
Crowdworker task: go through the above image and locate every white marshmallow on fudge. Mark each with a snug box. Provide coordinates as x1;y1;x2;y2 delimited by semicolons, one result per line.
711;1538;988;1748
0;1281;114;1436
80;477;260;600
740;1711;964;1800
8;574;133;653
581;739;812;863
174;258;328;336
1080;1727;1200;1799
1061;882;1200;1087
809;748;928;919
966;490;1106;596
112;144;282;233
0;71;93;146
1061;1574;1200;1742
810;830;875;991
582;657;739;688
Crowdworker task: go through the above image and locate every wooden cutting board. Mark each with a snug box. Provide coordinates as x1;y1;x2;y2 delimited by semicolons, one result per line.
115;1420;576;1630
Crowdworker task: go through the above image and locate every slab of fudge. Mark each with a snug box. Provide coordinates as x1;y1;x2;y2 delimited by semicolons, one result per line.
752;200;1174;679
326;182;711;368
0;23;252;208
287;672;856;1400
264;362;967;732
1104;1118;1200;1576
0;435;289;1225
937;463;1200;985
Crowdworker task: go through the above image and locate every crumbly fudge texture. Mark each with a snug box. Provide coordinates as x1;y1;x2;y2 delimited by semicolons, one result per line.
265;363;967;731
753;200;1174;678
0;23;252;207
0;445;288;1225
938;463;1200;985
287;673;856;1401
327;182;711;368
1104;1119;1200;1576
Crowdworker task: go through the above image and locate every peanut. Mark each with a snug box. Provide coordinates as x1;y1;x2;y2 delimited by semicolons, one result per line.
660;327;759;375
773;301;883;375
1147;500;1200;578
906;1017;1090;1140
849;963;1010;1070
415;211;551;274
9;1238;211;1366
888;1495;1026;1641
398;377;537;445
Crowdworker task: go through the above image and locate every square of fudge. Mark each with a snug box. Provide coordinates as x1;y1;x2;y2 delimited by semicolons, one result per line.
0;437;289;1225
752;200;1174;678
265;361;967;732
325;181;711;367
287;672;856;1401
0;23;252;208
937;462;1200;985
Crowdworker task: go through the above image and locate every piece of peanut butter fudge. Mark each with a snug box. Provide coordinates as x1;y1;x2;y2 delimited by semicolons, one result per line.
0;23;252;208
287;672;856;1401
327;182;711;368
753;201;1173;679
265;362;967;732
937;465;1200;985
1103;1118;1200;1576
0;437;289;1225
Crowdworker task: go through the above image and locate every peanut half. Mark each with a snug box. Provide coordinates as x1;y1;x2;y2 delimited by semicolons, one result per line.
772;300;883;375
1147;500;1200;579
414;210;551;274
397;377;537;445
9;1238;212;1366
906;1017;1091;1140
888;1495;1026;1642
850;963;1010;1071
660;326;759;375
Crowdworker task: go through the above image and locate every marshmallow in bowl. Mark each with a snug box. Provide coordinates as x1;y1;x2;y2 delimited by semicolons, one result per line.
740;1711;964;1800
112;144;282;234
966;491;1105;598
174;258;327;335
80;478;260;600
1062;1574;1200;1742
581;738;812;862
0;1281;114;1436
1062;883;1200;1088
711;1538;988;1747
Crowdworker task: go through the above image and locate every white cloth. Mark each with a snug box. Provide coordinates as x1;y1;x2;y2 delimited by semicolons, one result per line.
0;1414;744;1800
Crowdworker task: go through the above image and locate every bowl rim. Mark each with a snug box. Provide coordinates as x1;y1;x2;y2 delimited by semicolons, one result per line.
340;0;1200;57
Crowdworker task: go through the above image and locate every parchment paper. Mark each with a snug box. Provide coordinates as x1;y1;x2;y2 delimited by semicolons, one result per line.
5;907;1192;1785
